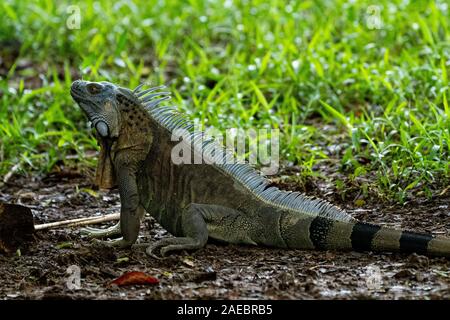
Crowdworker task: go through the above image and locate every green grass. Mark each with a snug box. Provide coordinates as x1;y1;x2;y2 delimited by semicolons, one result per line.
0;0;449;202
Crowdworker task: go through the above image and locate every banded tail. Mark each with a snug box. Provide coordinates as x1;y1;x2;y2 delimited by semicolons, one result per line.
280;214;450;258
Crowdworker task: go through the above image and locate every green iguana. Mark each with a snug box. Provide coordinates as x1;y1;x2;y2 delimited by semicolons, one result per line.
70;80;450;258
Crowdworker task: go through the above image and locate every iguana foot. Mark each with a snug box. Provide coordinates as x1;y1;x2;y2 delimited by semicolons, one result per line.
91;237;133;249
145;238;176;258
80;222;121;239
145;237;203;258
144;243;165;260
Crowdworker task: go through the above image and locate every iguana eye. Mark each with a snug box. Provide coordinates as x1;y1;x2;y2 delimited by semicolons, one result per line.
87;83;102;95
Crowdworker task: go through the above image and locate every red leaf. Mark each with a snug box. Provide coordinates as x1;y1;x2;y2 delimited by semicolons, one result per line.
110;271;159;286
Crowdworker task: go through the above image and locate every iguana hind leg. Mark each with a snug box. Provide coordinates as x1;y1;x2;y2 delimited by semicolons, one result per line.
146;204;254;257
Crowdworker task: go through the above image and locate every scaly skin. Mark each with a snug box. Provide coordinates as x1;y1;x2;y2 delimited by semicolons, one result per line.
70;80;450;258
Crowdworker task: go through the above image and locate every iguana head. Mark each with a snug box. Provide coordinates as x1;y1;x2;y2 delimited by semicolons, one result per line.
70;80;127;189
71;80;167;189
70;80;122;139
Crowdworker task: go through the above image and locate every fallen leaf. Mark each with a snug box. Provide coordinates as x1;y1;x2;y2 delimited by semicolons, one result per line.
182;258;195;267
393;269;414;279
407;253;429;268
80;188;99;198
116;257;129;264
192;267;217;283
415;272;425;282
110;271;159;287
56;242;73;249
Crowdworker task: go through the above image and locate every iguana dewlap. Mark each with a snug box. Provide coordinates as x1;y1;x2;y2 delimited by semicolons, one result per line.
70;80;450;258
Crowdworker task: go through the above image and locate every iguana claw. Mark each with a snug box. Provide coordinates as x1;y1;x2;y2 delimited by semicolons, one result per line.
80;223;121;239
145;242;166;259
145;246;164;260
145;237;199;258
91;237;132;249
145;238;179;258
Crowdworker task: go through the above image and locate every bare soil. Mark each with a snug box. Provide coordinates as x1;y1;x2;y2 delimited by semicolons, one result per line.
0;170;449;300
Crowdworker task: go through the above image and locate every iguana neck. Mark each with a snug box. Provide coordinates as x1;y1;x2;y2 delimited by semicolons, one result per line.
114;97;154;154
95;97;154;189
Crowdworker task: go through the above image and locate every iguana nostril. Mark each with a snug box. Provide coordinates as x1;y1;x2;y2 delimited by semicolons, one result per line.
71;80;82;89
95;121;109;137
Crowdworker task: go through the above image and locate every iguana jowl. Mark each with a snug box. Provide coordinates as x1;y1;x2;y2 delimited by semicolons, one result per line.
70;80;450;258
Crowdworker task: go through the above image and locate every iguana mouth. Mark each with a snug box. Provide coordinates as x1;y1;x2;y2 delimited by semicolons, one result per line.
70;84;90;104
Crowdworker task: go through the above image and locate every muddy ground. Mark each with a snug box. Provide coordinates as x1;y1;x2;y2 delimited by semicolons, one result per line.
0;169;449;300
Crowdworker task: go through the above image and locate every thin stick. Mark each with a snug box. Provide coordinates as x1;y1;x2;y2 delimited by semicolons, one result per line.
34;213;120;231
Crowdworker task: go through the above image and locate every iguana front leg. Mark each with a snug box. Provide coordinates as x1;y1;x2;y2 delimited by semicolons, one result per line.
146;204;254;257
93;153;143;248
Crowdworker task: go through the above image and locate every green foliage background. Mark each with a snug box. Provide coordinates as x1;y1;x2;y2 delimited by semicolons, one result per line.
0;0;449;202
